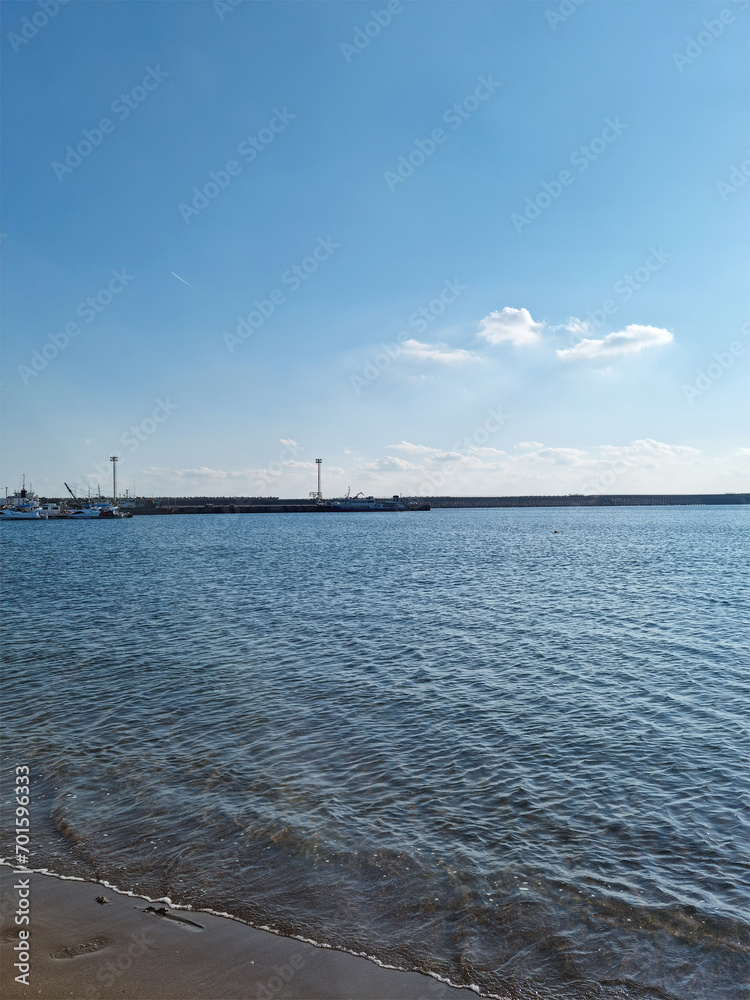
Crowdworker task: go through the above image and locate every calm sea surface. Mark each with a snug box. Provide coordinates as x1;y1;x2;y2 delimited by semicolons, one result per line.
1;506;748;999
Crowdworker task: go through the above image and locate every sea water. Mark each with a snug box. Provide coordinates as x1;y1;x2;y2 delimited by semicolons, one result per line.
1;506;748;999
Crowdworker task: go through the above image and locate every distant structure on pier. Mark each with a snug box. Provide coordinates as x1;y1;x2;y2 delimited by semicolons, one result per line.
309;458;322;500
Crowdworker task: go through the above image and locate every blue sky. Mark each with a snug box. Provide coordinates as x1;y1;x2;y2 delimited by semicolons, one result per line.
2;0;748;498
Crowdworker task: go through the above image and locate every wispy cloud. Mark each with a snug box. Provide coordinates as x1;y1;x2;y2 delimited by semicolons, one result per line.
361;456;422;472
401;338;481;364
387;441;465;462
387;441;441;454
549;317;590;334
137;440;747;495
556;324;673;361
351;439;742;495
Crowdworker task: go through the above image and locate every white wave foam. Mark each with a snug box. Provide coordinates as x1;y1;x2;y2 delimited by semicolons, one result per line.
0;860;497;997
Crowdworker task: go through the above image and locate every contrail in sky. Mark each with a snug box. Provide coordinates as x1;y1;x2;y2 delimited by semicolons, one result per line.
170;271;193;287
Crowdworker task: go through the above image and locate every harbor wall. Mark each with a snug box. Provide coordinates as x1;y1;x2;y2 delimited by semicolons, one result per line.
419;493;749;508
118;493;749;514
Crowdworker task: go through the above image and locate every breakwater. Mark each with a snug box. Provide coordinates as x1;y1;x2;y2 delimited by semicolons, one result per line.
423;492;749;508
121;493;748;513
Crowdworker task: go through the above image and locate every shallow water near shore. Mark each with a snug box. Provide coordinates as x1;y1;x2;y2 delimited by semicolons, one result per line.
2;506;748;999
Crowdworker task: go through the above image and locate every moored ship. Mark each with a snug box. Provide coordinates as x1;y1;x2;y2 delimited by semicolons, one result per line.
317;492;429;512
68;502;119;518
0;479;44;519
1;475;126;520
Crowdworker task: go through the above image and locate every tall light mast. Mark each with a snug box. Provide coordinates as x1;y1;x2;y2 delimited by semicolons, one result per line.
315;458;322;500
110;455;118;504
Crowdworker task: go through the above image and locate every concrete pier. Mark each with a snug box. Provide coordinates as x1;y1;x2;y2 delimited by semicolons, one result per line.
119;493;748;514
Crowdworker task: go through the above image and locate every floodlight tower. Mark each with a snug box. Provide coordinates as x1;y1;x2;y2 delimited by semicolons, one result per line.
110;456;118;504
315;458;322;500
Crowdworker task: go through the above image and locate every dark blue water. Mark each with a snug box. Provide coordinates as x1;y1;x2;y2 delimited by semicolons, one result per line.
2;507;748;999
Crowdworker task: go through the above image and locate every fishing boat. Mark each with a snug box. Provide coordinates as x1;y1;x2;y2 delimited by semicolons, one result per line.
39;502;70;518
68;502;119;518
0;506;43;520
0;479;45;520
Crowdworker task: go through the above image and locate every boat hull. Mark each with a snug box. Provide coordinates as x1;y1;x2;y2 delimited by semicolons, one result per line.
69;504;119;518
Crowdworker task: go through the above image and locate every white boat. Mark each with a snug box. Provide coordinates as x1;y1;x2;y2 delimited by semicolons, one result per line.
318;492;429;512
0;506;43;520
0;479;45;520
69;502;119;518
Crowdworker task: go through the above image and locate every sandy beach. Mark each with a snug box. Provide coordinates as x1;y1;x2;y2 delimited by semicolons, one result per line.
0;868;475;1000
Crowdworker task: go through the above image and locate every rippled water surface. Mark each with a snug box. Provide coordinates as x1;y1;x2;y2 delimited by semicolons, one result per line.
2;506;748;999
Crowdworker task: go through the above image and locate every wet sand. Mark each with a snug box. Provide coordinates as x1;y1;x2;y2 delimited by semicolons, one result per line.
0;868;476;1000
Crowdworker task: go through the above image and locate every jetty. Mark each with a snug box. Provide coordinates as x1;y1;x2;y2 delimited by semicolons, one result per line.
63;492;749;514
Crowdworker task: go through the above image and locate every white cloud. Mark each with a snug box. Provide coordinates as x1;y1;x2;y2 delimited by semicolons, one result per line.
137;441;747;496
534;446;589;465
361;456;422;472
556;324;673;361
387;441;441;454
562;317;590;334
477;307;545;347
283;460;316;470
279;437;300;448
401;339;480;364
547;317;590;335
345;439;748;496
145;466;242;481
468;446;509;457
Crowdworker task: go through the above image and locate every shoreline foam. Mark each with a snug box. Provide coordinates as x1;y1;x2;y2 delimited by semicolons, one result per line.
0;866;479;999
